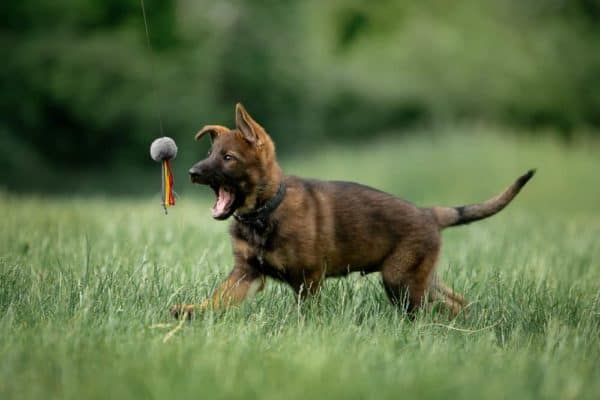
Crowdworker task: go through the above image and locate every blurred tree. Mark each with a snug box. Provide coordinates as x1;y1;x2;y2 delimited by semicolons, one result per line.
1;0;178;170
0;0;599;191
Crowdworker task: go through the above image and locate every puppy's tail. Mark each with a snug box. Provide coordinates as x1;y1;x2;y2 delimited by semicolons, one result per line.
432;169;535;229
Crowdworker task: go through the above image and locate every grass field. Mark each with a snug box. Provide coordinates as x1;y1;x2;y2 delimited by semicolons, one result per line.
1;130;599;399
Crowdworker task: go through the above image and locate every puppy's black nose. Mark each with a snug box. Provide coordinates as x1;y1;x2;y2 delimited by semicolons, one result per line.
189;166;206;183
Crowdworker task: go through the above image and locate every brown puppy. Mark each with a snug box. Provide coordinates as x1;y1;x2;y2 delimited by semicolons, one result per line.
171;103;534;318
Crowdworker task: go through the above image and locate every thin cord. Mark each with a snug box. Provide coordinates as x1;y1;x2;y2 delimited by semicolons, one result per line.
139;0;165;137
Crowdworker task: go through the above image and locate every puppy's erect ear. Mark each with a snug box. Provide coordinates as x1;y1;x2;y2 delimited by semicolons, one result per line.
235;103;266;146
195;125;229;142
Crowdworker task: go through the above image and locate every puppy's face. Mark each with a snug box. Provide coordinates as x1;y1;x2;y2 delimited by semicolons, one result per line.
189;103;278;220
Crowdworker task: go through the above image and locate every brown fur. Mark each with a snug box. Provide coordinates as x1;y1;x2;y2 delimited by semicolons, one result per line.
170;103;535;319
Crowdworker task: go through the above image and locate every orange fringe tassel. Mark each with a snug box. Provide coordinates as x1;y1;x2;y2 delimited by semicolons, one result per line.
162;159;175;211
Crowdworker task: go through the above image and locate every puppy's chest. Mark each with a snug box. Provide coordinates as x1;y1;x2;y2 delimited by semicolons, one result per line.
232;220;288;278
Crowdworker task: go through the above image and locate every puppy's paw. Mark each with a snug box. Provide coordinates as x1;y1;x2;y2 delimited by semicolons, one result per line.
170;304;195;320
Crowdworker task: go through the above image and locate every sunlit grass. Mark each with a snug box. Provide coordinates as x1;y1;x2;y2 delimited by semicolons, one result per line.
1;131;599;399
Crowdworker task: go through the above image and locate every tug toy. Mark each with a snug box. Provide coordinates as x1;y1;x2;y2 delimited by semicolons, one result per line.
150;137;178;213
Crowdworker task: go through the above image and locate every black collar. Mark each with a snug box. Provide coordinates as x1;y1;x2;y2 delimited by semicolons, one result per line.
233;182;286;228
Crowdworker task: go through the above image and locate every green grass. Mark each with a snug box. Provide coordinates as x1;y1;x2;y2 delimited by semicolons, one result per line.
1;130;599;399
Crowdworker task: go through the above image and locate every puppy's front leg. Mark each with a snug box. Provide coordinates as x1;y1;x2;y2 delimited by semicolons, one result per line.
170;265;265;319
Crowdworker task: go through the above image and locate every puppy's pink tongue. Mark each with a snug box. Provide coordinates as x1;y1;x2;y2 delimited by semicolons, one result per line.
212;187;233;218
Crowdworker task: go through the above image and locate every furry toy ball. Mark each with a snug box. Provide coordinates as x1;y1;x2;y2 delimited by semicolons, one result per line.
150;137;178;213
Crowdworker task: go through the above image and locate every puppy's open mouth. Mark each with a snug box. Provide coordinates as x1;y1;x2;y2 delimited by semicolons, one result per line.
210;185;236;219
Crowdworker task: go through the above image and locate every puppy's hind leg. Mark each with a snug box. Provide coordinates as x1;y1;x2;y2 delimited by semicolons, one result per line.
430;278;466;318
433;279;465;304
381;242;464;317
381;247;438;315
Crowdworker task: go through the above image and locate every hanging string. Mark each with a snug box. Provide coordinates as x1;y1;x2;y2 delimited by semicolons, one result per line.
142;2;180;214
139;0;165;137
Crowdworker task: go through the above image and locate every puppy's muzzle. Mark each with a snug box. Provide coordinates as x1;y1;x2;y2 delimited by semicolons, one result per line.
189;165;209;184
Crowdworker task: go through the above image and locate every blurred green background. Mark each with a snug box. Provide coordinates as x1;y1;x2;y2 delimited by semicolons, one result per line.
1;0;600;193
2;3;600;399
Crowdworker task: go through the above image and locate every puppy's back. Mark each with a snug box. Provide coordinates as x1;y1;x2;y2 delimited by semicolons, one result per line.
282;177;434;274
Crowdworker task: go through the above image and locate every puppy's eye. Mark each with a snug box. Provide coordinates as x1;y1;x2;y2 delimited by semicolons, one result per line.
207;149;212;156
224;154;234;161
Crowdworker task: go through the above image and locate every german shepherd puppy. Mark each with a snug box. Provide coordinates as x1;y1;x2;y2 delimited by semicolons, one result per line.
171;103;534;318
